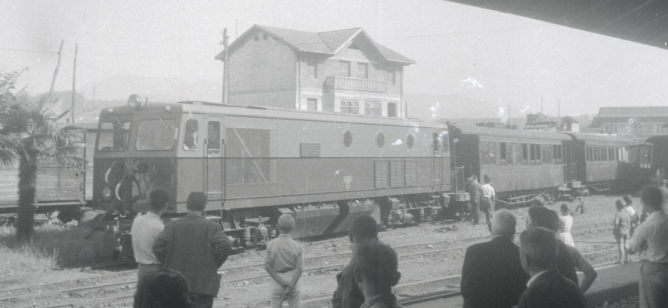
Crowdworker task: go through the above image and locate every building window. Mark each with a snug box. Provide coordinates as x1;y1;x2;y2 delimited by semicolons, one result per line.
306;98;318;111
364;102;382;116
341;100;359;114
339;61;351;77
387;103;397;117
307;60;318;78
357;63;368;79
604;123;618;134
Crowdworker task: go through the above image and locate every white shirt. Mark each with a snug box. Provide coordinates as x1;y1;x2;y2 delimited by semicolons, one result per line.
625;206;637;217
481;184;495;199
131;211;164;265
627;211;668;263
526;270;549;287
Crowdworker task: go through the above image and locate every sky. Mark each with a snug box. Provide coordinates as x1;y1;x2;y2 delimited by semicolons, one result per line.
2;0;668;116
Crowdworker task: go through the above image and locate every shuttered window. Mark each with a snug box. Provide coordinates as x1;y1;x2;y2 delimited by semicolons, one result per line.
390;160;404;187
374;161;389;188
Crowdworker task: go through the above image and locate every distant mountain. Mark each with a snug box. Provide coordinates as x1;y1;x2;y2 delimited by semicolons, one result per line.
404;93;523;121
80;75;221;103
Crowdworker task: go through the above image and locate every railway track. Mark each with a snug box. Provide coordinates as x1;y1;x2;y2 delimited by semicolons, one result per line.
2;222;614;308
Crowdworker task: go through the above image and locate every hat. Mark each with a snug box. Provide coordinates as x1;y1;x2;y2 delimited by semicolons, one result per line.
483;175;491;183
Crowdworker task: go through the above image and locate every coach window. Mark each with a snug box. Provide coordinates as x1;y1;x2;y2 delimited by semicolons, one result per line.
480;142;489;165
542;145;551;164
183;119;198;150
136;119;176;151
522;144;529;165
489;142;497;165
535;145;542;164
207;121;220;154
227;128;274;184
97;120;130;151
441;133;449;152
498;143;507;166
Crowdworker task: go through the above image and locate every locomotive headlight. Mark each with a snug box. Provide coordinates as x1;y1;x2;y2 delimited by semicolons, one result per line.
102;186;113;201
127;94;143;111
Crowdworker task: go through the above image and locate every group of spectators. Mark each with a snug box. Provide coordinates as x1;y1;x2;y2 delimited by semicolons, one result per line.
462;184;668;308
128;181;668;308
129;190;401;308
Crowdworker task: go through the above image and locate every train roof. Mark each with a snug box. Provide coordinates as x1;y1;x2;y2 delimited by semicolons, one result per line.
99;101;448;130
562;132;636;146
452;125;572;142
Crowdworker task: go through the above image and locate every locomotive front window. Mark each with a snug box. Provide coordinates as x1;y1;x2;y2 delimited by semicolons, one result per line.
136;119;176;151
97;120;130;151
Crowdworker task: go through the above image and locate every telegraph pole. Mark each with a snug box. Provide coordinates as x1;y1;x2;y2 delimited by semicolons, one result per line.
49;39;65;100
220;29;230;104
71;44;77;123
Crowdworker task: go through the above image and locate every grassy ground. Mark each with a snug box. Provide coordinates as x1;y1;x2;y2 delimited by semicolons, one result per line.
0;223;116;278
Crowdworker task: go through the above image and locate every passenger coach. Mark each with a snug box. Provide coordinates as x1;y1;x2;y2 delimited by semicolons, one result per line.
94;95;451;245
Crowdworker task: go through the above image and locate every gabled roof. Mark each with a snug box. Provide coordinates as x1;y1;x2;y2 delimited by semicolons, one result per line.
216;24;414;65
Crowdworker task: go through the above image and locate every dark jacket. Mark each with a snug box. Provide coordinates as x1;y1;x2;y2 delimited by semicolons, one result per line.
467;181;484;203
332;258;365;308
153;213;232;296
555;241;578;285
461;235;530;308
518;268;586;308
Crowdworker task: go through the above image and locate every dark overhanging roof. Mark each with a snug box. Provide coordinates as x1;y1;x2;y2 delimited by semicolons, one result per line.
444;0;668;51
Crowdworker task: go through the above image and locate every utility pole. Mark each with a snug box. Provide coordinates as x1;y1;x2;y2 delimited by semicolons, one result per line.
220;29;230;104
71;44;77;123
49;39;65;100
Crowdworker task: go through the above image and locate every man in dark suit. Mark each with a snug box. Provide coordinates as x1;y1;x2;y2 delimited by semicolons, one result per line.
461;209;530;308
518;227;586;308
467;176;484;224
153;192;232;308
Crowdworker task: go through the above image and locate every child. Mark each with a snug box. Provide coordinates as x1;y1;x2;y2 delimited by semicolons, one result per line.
622;195;639;236
265;214;303;308
354;242;403;308
613;200;631;264
558;204;575;247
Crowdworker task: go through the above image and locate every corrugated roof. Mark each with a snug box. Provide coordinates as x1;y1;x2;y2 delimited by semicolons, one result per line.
217;24;414;64
454;125;572;141
596;107;668;117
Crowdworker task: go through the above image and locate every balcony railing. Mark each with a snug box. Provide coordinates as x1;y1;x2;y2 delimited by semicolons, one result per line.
325;76;388;93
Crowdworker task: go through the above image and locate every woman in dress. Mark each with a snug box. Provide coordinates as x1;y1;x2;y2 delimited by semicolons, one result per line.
558;203;575;247
613;199;631;264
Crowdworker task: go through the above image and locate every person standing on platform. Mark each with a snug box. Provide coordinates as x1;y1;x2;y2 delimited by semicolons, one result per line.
480;175;496;230
153;192;232;308
131;188;169;284
627;185;668;308
517;227;586;308
660;180;668;213
461;209;529;308
624;195;639;237
332;216;379;308
558;204;575;247
265;214;303;308
467;176;484;225
613;199;631;264
354;242;403;308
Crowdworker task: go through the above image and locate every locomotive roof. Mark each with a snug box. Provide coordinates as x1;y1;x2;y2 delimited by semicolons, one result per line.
99;101;447;130
453;125;571;141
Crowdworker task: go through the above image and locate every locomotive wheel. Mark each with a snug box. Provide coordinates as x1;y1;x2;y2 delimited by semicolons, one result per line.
57;207;83;223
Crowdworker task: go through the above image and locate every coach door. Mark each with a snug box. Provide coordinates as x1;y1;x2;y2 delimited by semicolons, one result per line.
205;117;224;203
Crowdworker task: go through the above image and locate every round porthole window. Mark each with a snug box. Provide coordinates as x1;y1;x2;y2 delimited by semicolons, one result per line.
377;132;385;148
407;134;414;149
344;131;353;148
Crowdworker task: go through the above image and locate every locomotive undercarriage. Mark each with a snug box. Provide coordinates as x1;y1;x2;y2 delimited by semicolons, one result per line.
218;193;448;251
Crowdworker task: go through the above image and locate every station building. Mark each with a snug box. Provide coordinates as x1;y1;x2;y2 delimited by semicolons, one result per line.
215;24;414;117
590;106;668;136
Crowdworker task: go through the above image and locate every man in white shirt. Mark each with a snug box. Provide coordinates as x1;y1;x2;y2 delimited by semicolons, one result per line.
627;185;668;308
131;188;169;283
481;175;496;230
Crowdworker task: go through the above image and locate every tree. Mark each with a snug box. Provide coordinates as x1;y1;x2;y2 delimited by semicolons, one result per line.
0;70;83;242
